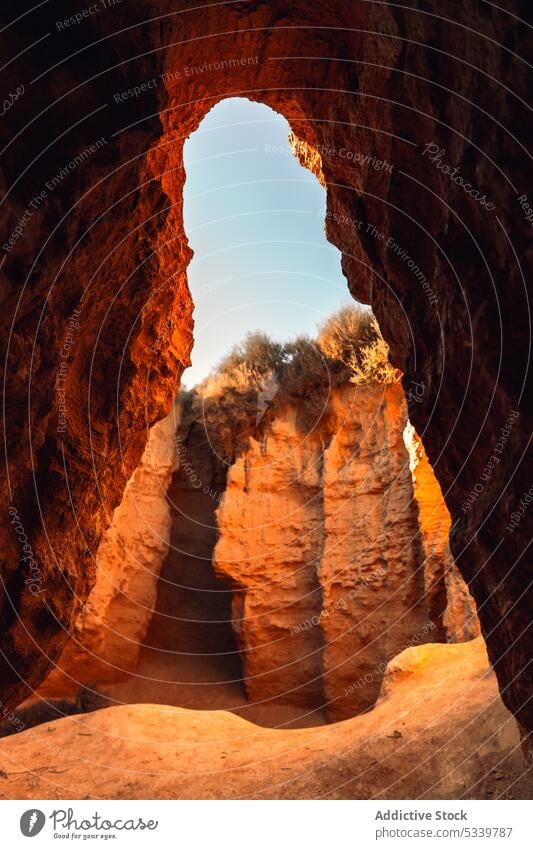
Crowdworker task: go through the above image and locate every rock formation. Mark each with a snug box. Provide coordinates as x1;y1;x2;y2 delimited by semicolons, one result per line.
0;637;527;800
0;1;530;746
41;371;476;724
403;423;480;644
214;381;475;720
40;406;179;697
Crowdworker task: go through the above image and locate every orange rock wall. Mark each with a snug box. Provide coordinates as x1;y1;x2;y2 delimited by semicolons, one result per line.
215;383;475;720
0;1;530;738
404;424;480;644
48;381;476;720
40;407;179;697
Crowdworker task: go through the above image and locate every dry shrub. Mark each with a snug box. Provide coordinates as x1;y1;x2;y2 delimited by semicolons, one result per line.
345;319;400;385
202;305;398;414
281;336;330;397
317;304;375;362
318;306;400;386
215;332;285;389
182;306;399;443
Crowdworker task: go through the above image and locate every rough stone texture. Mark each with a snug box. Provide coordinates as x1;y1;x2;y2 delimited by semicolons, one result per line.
40;407;179;697
42;378;476;722
404;423;480;644
215;382;470;720
131;395;245;709
214;403;328;713
0;1;530;743
319;384;430;721
0;638;528;800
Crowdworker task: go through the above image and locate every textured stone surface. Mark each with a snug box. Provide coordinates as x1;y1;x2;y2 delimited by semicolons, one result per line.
0;638;528;800
0;1;530;740
49;378;476;723
214;403;328;712
319;384;429;720
404;423;480;644
215;383;473;720
40;407;179;696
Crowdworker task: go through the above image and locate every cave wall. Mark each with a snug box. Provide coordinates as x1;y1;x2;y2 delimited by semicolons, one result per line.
404;423;480;644
214;382;472;720
1;2;530;736
38;405;179;697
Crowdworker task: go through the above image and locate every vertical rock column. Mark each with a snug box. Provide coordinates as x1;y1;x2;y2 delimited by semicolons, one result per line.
320;383;431;720
214;411;326;711
403;424;480;644
39;407;179;696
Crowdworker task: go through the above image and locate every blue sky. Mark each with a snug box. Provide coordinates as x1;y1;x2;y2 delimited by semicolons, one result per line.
182;97;355;387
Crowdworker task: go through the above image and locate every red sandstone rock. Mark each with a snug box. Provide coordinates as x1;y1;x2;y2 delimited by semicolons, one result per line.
40;406;179;697
404;423;480;644
0;2;530;745
214;381;476;719
37;372;478;726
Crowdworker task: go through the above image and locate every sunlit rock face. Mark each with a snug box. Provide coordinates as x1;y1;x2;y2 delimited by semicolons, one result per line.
39;407;179;697
403;423;480;645
214;382;476;720
36;378;477;721
0;1;530;741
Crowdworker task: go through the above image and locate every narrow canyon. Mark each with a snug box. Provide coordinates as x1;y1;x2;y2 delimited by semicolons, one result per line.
34;318;479;729
0;330;523;798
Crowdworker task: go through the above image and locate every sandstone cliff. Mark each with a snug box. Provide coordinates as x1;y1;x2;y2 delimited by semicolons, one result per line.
42;371;478;722
1;0;529;741
40;407;179;697
214;381;464;721
404;423;480;645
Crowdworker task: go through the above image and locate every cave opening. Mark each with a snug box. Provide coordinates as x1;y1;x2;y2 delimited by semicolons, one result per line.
131;96;356;729
138;98;349;725
7;98;480;739
0;2;528;800
95;98;478;730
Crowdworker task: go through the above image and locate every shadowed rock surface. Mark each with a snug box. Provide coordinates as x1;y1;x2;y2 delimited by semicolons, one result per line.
0;686;110;738
0;2;530;751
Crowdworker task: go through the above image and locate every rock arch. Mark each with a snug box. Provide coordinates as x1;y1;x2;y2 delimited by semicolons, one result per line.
0;2;530;746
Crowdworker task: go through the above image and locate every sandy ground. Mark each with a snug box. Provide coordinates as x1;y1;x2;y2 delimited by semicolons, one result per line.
105;644;327;729
0;637;530;800
100;544;327;728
